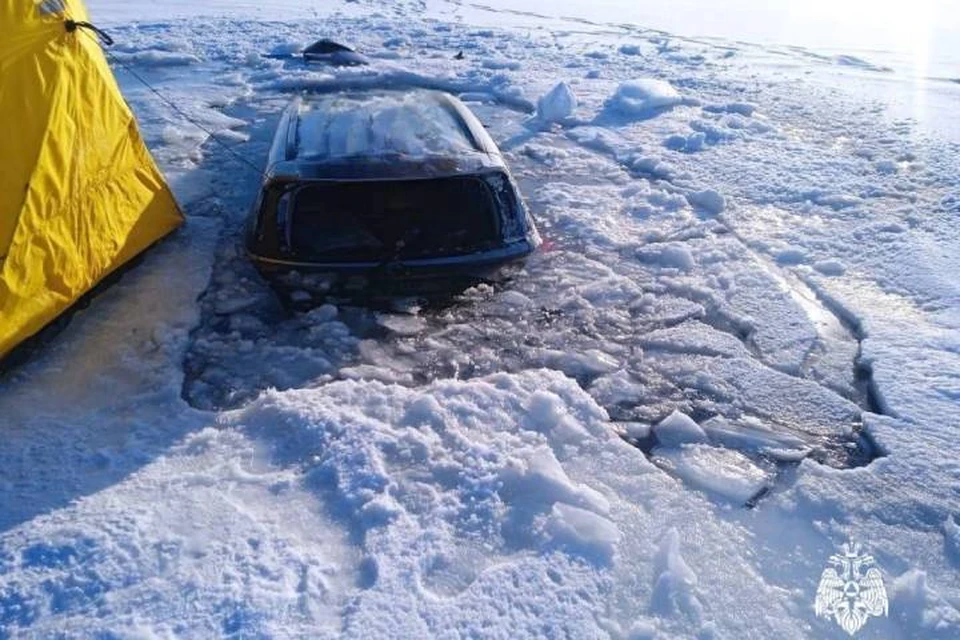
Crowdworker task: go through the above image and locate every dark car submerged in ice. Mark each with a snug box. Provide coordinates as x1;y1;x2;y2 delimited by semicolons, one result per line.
245;89;540;298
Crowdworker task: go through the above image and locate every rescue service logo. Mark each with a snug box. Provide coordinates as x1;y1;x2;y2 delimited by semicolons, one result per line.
815;540;889;636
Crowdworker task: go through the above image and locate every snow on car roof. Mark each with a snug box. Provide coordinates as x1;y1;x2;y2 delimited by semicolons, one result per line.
292;90;486;161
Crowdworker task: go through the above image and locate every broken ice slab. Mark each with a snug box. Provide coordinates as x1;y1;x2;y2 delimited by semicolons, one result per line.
652;443;773;504
700;415;812;462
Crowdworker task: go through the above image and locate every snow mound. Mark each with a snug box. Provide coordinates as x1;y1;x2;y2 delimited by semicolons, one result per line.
234;369;622;565
607;79;683;117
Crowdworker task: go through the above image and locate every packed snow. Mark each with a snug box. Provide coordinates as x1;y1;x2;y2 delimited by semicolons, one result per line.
3;0;960;638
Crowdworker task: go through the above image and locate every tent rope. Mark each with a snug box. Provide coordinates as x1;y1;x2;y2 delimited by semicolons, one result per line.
71;24;269;182
65;20;114;46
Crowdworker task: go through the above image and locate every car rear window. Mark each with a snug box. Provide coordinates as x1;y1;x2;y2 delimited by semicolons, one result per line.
283;177;501;262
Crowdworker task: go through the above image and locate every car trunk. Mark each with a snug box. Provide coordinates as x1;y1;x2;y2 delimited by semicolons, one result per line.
276;176;502;263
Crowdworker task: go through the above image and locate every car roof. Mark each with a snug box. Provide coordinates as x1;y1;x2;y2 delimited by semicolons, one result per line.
265;89;507;182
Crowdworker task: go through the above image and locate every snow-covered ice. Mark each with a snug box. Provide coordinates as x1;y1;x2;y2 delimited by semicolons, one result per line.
3;0;960;637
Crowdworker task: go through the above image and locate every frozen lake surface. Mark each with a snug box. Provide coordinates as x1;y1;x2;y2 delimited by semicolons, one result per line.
447;0;960;72
88;0;960;142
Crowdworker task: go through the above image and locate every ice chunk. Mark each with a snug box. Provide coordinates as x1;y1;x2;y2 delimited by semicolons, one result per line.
305;304;339;324
813;260;846;276
651;528;702;619
535;81;577;124
700;416;810;461
889;569;960;632
637;243;695;271
944;516;960;563
664;132;706;152
620;422;652;440
626;620;658;640
653;410;707;447
458;91;496;104
541;348;621;378
775;246;808;265
874;159;899;174
664;134;688;150
498;290;533;308
607;79;682;117
482;57;521;70
269;41;304;56
816;193;863;209
623;154;678;180
685;132;706;151
654;444;771;503
113;50;200;67
339;365;413;384
525;390;594;445
376;313;426;336
727;102;756;116
654;528;697;586
590;370;646;407
685;189;725;214
834;54;892;72
499;447;610;515
542;503;620;563
703;102;756;117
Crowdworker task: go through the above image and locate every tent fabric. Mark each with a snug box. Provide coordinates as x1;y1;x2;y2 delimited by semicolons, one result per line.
0;0;183;360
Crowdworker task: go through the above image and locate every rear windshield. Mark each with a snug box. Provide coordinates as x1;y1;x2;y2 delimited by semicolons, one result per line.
280;177;501;262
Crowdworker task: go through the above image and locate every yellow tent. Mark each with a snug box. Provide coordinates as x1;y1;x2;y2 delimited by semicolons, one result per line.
1;0;183;361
